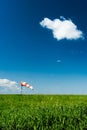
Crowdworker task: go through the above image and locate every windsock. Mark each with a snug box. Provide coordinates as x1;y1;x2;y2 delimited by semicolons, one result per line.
21;81;33;90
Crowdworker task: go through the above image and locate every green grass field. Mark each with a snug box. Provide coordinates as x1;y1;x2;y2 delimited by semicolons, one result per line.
1;95;87;130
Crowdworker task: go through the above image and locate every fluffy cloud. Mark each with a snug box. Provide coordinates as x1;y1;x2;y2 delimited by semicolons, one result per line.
0;79;19;93
40;17;84;40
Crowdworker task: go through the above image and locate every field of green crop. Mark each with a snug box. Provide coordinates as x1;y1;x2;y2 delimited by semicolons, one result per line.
1;95;87;130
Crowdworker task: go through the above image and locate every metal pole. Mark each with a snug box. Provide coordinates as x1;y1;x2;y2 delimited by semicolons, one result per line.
21;85;22;94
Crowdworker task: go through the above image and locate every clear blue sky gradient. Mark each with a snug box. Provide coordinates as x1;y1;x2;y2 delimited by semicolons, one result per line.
0;0;87;94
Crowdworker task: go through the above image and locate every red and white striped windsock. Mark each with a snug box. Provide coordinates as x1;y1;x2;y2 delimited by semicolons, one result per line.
21;81;33;90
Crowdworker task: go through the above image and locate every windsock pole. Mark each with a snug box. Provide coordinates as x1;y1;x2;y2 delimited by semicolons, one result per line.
21;85;22;94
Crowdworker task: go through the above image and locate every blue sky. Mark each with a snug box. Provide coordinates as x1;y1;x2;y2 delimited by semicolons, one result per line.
0;0;87;94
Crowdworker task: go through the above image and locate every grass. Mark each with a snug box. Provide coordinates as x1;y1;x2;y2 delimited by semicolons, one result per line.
1;95;87;129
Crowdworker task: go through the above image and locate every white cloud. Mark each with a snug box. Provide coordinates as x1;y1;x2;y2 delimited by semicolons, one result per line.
0;79;19;93
40;17;84;40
